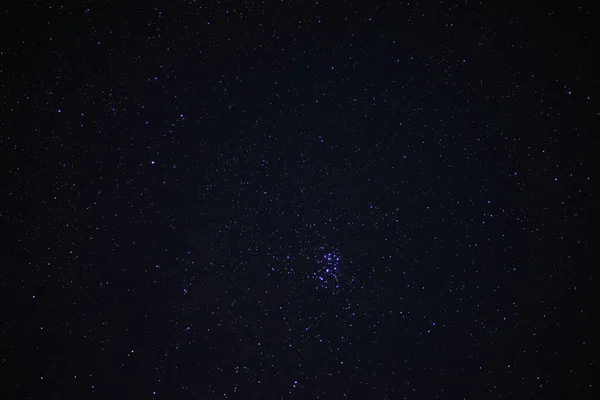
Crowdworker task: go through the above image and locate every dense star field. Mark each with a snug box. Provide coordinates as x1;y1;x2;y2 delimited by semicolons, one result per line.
1;0;598;398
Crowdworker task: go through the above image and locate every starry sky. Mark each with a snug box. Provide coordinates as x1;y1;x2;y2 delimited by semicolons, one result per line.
1;0;598;398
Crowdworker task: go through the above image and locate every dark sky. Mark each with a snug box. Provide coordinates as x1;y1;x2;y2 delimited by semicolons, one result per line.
1;0;598;398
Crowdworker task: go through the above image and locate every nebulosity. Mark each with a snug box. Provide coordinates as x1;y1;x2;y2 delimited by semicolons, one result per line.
312;250;342;291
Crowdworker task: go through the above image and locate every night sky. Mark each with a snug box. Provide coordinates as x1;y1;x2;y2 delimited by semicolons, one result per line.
1;0;598;399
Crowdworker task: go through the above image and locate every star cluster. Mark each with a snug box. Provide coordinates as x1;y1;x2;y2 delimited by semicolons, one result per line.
312;250;342;291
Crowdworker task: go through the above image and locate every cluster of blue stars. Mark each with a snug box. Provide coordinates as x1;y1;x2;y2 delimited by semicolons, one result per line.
312;251;341;291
